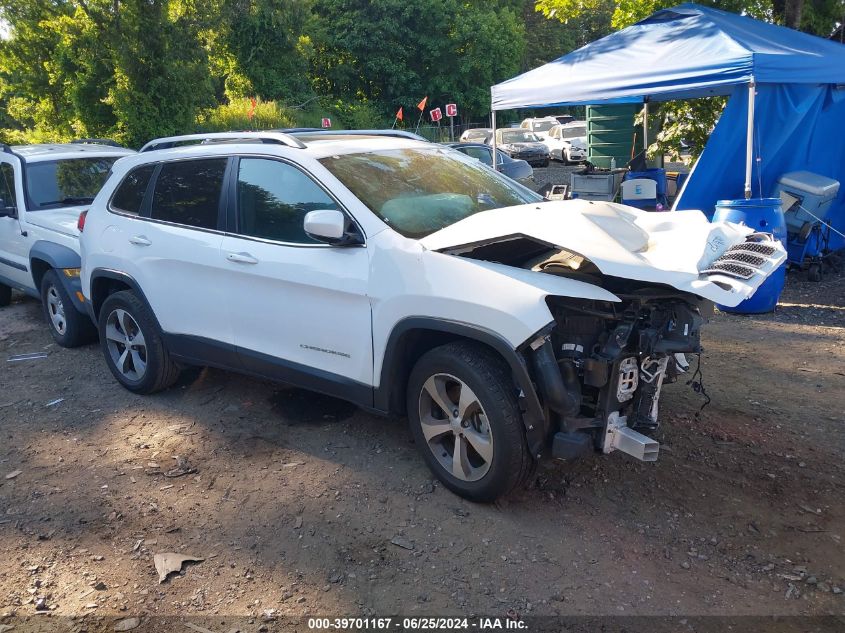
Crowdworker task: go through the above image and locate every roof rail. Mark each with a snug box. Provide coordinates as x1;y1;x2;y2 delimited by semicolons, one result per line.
70;138;124;147
139;131;306;153
286;129;429;142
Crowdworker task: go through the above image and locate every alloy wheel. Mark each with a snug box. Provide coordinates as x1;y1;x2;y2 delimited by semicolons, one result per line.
104;308;147;381
417;373;493;482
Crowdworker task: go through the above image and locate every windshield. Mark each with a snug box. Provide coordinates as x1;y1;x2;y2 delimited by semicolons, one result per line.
562;126;587;139
500;130;540;144
532;121;557;133
25;157;118;210
320;147;541;239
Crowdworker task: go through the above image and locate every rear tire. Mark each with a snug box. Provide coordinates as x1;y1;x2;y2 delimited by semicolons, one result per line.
98;290;181;394
40;269;96;347
406;341;533;502
0;283;10;307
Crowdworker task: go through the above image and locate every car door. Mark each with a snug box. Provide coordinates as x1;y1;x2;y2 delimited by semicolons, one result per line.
0;157;31;289
219;156;373;401
127;157;232;349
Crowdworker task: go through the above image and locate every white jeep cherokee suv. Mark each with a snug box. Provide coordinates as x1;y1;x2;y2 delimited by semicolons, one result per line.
0;140;136;346
80;132;785;501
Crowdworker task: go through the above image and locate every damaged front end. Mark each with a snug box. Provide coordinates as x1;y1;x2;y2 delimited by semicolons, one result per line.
528;290;710;463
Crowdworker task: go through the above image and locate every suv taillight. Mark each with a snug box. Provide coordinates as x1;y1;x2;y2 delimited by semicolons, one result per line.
77;210;88;232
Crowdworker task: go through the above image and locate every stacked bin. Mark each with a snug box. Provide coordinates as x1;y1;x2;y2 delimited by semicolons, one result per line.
586;105;640;169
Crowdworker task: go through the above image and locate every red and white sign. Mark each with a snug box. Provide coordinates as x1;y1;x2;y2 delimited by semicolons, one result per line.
321;117;332;128
430;108;443;122
445;103;457;117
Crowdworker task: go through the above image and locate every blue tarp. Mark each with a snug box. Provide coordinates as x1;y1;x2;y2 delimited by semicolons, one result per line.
676;83;845;250
491;4;845;109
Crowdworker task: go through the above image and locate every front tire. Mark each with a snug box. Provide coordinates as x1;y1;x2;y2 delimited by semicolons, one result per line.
40;269;95;347
0;283;10;307
98;290;181;394
406;342;533;502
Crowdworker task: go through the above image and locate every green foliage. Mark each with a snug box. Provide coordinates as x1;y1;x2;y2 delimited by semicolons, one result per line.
0;0;841;148
197;97;295;131
310;0;524;120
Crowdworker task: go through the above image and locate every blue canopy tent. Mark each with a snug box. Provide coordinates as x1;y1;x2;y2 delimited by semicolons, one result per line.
490;3;845;249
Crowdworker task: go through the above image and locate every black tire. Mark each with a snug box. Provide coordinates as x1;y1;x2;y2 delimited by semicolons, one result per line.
40;269;96;347
541;159;550;168
406;341;533;502
0;283;10;307
97;290;181;394
807;264;822;282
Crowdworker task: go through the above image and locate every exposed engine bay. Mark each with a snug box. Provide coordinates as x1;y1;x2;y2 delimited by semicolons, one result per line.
456;236;713;462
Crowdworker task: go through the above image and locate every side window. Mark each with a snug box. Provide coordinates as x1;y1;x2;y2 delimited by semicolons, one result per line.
236;158;338;244
463;147;492;166
150;159;227;230
110;164;155;216
0;163;17;208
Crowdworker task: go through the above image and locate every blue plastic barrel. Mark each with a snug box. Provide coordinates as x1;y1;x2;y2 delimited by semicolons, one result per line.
712;198;786;314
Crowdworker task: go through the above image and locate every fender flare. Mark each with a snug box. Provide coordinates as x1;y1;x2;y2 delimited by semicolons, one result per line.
376;317;549;458
88;269;161;331
29;241;81;271
29;241;85;313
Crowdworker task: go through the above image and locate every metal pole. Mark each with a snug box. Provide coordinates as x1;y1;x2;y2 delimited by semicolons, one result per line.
642;101;649;152
744;78;756;199
491;107;498;172
449;116;454;142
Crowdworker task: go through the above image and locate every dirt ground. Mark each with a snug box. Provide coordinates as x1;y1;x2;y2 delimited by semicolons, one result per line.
1;265;844;632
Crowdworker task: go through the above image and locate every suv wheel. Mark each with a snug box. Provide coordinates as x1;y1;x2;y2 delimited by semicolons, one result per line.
0;283;10;307
98;290;181;394
406;342;533;502
40;270;95;347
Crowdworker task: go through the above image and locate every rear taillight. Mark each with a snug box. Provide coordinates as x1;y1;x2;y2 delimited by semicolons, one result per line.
77;210;88;232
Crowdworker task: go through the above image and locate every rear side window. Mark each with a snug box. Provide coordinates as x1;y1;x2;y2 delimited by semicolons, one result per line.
110;164;155;215
461;146;492;165
0;163;16;208
150;159;227;230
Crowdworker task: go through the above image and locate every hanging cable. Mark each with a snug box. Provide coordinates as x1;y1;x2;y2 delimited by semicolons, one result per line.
686;353;710;415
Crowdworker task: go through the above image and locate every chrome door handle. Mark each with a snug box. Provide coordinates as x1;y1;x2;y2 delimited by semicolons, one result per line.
129;235;151;246
226;252;258;265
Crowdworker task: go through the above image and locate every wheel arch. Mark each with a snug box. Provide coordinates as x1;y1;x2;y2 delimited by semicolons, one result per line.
375;317;548;457
89;269;161;332
29;241;80;290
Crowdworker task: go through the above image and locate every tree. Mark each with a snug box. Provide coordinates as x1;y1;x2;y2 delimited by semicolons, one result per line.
0;0;216;146
310;0;525;120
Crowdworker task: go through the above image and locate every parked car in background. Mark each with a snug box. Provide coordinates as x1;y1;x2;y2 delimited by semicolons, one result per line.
0;140;135;346
519;117;560;140
544;121;588;164
554;114;575;125
459;128;492;143
491;129;550;167
79;131;786;501
443;142;536;190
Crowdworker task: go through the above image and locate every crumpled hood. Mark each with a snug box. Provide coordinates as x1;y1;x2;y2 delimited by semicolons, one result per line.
419;199;787;307
25;207;84;238
502;142;547;153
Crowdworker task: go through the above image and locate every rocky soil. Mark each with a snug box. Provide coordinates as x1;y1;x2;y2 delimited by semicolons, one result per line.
1;267;843;632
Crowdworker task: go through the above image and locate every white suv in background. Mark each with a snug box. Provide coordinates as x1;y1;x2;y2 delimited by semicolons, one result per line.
0;140;136;345
80;132;784;501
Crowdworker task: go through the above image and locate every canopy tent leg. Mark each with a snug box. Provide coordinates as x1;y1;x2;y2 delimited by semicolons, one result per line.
491;107;498;171
643;101;649;151
745;79;756;199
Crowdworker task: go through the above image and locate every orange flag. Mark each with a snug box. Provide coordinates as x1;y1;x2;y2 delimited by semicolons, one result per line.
417;96;428;111
396;106;403;121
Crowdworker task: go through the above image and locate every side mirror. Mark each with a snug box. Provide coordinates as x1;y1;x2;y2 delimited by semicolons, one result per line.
304;209;362;246
0;198;16;218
